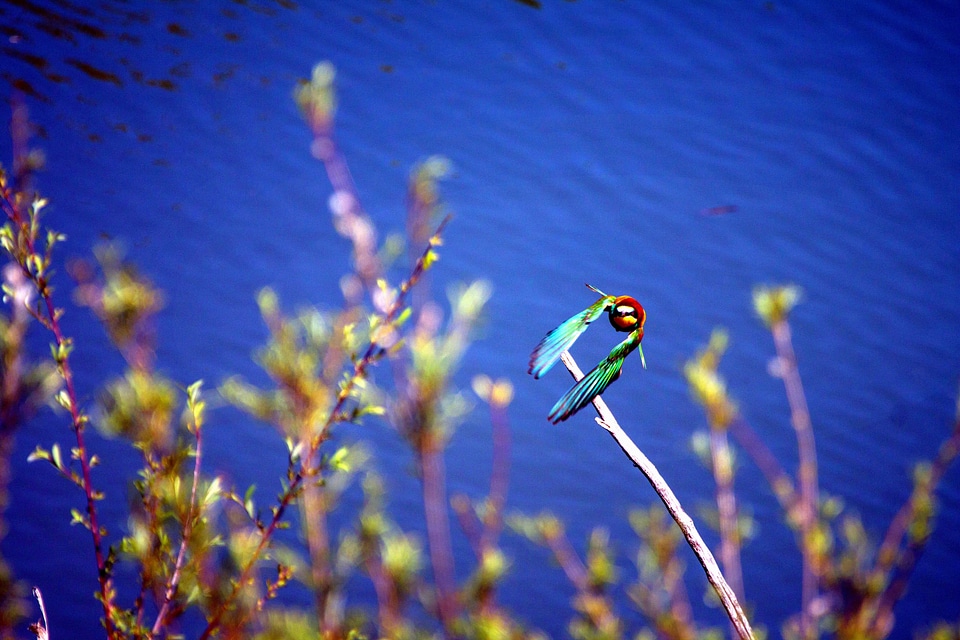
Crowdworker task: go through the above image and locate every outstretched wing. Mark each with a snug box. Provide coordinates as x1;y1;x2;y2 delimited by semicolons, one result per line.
547;331;640;423
528;293;614;379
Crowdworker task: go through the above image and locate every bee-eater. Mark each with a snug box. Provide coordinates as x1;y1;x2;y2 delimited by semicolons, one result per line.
528;284;646;423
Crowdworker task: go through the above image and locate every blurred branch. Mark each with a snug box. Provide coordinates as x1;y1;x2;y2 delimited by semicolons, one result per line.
629;507;699;640
729;417;799;518
1;259;58;640
709;423;746;607
869;400;960;637
421;437;457;630
559;350;755;640
756;284;819;640
2;116;119;638
684;329;746;606
302;479;336;632
391;281;492;632
544;520;589;591
513;513;622;637
297;62;382;301
772;319;819;639
480;379;512;554
150;382;206;636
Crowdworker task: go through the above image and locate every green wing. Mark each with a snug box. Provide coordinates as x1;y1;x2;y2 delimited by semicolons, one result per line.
528;293;614;379
547;332;640;423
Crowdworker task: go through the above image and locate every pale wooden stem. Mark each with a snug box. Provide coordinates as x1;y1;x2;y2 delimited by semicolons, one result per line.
559;351;754;640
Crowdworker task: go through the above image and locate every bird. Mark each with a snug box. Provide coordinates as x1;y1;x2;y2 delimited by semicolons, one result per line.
528;284;646;423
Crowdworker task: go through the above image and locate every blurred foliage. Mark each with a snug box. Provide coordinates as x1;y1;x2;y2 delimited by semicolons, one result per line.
752;285;801;328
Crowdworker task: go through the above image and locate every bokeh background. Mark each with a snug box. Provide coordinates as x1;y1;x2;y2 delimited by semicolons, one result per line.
2;1;959;637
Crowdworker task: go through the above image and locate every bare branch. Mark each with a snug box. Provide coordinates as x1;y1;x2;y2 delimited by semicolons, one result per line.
558;351;754;640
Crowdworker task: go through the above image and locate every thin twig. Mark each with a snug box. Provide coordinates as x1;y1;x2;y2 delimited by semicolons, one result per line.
559;351;754;640
708;427;746;604
544;529;589;591
151;422;205;635
772;320;819;639
480;399;511;552
869;407;960;636
729;417;799;517
307;103;381;296
421;442;457;632
364;539;401;636
302;480;335;632
451;494;484;559
3;174;118;640
0;265;30;554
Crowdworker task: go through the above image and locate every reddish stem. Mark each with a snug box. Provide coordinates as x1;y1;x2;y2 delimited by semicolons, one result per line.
42;292;119;637
772;320;819;639
309;123;382;295
545;531;588;591
729;417;799;517
152;422;205;636
197;480;298;640
708;427;745;604
302;479;336;632
451;495;483;559
421;442;458;632
480;402;511;553
2;180;118;636
870;410;960;635
0;267;28;532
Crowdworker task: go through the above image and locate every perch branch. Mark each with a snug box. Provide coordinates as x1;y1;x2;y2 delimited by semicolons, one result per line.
558;351;754;640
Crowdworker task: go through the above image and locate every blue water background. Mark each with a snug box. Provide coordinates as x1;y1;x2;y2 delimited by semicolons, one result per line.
2;1;959;637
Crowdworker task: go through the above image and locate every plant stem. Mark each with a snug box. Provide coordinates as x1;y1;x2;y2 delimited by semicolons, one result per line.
0;267;28;554
772;320;818;639
708;427;745;604
729;417;799;517
559;351;754;640
870;407;960;636
544;529;588;591
151;423;204;636
302;479;336;632
43;269;118;640
1;187;118;638
421;441;457;633
480;400;511;553
308;113;381;296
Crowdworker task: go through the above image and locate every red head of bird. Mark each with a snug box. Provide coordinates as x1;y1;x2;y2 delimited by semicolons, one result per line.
608;296;645;336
